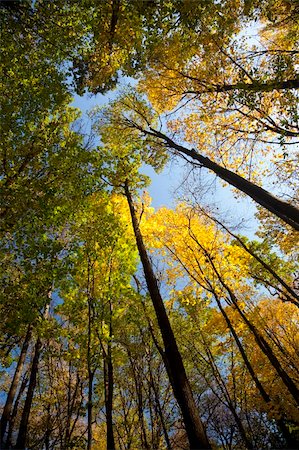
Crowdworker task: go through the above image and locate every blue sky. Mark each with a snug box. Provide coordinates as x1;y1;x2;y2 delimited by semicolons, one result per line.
72;89;259;238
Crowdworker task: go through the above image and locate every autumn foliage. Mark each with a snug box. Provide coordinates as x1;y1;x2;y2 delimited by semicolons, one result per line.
0;1;298;449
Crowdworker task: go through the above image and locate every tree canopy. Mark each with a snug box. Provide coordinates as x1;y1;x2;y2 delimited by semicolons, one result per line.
0;1;298;449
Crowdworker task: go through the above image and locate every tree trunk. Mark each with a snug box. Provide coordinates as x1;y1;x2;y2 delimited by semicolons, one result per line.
127;349;150;450
0;325;32;447
199;208;299;305
5;373;28;449
124;180;211;450
87;369;94;450
147;128;299;231
87;281;93;450
199;333;253;450
43;404;51;450
105;299;115;450
233;298;299;406
147;356;172;450
207;255;299;406
191;240;299;442
185;76;299;94
215;295;271;405
15;337;42;449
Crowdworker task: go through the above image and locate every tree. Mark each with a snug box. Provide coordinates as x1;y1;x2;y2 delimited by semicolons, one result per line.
1;1;298;447
92;99;214;447
124;181;210;449
145;201;299;440
96;93;299;230
57;193;138;449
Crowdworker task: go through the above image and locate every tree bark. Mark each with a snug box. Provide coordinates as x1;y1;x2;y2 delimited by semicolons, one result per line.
127;349;150;450
87;257;95;450
124;180;211;450
147;127;299;231
183;75;299;94
15;337;42;449
87;369;94;450
105;299;115;450
0;325;32;447
87;371;93;450
87;275;93;450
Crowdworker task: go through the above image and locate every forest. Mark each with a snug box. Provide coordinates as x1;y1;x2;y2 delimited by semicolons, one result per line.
0;0;298;449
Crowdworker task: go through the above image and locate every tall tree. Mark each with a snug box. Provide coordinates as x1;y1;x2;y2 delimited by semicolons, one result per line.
145;202;299;426
124;181;210;449
96;93;299;230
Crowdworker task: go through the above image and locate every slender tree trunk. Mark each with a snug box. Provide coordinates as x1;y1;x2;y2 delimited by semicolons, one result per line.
194;234;299;408
148;358;172;450
188;222;299;408
15;337;42;449
199;208;299;305
215;295;271;405
233;298;299;406
0;325;32;447
105;299;115;450
186;236;299;445
64;360;72;449
200;337;253;450
213;252;299;405
147;128;299;231
87;369;94;450
124;181;211;450
44;404;51;450
139;324;172;449
207;255;299;406
185;76;299;94
87;279;93;450
106;355;115;450
67;373;83;446
127;350;150;450
5;373;28;449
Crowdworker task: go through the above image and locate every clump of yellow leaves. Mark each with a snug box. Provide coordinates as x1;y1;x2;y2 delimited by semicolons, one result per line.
142;202;253;304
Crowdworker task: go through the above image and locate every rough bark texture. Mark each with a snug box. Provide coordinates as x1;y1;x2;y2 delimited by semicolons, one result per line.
125;181;211;450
